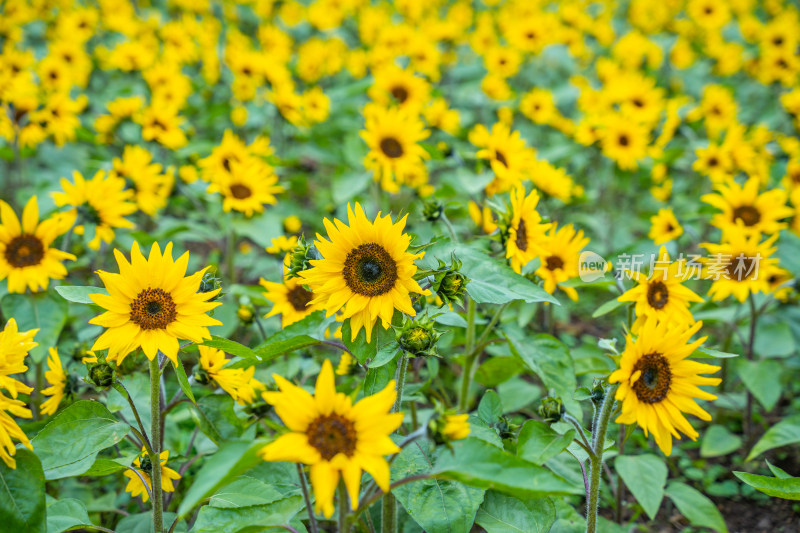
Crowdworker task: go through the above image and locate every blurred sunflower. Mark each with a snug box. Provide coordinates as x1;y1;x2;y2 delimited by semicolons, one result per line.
368;65;431;112
702;233;781;302
610;318;720;456
89;242;222;366
40;347;66;416
206;159;283;217
469;122;536;195
534;223;589;301
702;176;793;237
600;117;649;171
196;346;263;405
649;208;683;245
0;392;32;469
300;203;426;342
111;146;174;216
259;360;403;518
0;318;36;468
0;196;76;293
124;449;181;502
505;186;550;274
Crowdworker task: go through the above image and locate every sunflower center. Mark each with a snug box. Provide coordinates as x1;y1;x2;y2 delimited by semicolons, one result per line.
287;285;313;312
380;137;404;158
307;413;357;460
515;220;528;251
230;183;252;199
546;255;564;271
726;256;756;281
618;134;630;147
77;203;103;225
708;156;719;167
390;85;409;103
495;150;509;167
130;288;177;330
343;242;398;296
632;352;671;404
732;205;760;227
4;234;45;267
647;281;669;309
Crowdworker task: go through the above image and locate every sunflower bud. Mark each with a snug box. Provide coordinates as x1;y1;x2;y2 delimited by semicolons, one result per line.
198;271;223;300
88;363;115;389
193;367;211;385
139;454;153;474
237;304;254;324
422;199;443;221
591;379;606;405
395;315;442;357
286;235;319;279
429;411;471;447
431;254;469;306
244;401;272;418
539;396;565;423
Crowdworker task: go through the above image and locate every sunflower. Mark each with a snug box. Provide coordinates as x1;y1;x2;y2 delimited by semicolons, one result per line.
649;208;683;245
534;223;590;301
266;236;298;255
618;247;704;332
442;414;471;441
368;65;431;112
600;117;649;171
260;272;323;327
300;203;426;343
468;201;498;234
89;241;222;366
196;345;263;405
52;170;137;250
0;196;76;293
259;360;403;518
469;122;536;195
702;177;793;238
0;318;37;398
40;348;66;416
123;448;181;502
361;103;430;194
206;159;283;217
505;186;550;274
0;392;32;468
111;146;174;216
701;233;780;302
692;143;733;182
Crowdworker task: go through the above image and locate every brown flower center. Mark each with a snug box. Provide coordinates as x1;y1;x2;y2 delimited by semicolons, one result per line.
647;281;669;309
632;352;671;404
230;183;252;199
380;137;404;158
732;205;760;227
4;234;45;267
515;220;528;251
726;256;757;281
342;243;398;296
130;288;177;330
390;85;409;103
546;255;564;271
287;285;313;312
495;150;508;167
307;413;357;460
618;134;630;147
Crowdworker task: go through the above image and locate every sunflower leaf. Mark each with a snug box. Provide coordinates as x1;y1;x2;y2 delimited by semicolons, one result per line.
746;414;800;461
666;481;729;532
734;471;800;500
53;285;108;304
0;449;46;533
174;357;197;405
201;336;258;361
615;455;667;520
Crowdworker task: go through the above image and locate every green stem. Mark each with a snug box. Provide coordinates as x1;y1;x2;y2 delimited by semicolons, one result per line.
338;482;351;533
586;383;618;533
149;357;164;533
440;213;459;243
744;293;759;445
383;354;408;533
226;226;236;284
458;298;476;412
297;464;319;533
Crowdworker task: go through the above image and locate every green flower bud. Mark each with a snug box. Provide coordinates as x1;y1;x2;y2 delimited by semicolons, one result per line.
394;315;442;358
591;378;606;405
286;235;319;279
422;199;443;222
431;254;469;307
193;368;211;385
538;396;565;423
237;304;255;324
139;454;153;474
244;401;272;418
198;271;223;300
88;363;115;389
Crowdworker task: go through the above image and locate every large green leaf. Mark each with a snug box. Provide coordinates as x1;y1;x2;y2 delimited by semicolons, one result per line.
177;439;268;518
46;498;91;533
191;394;248;444
734;471;800;500
700;425;742;458
31;400;129;479
517;421;575;466
433;438;581;498
201;336;257;361
208;476;288;508
53;285;108;304
738;360;782;411
475;491;556;533
666;482;729;533
747;414;800;461
393;441;484;533
615;455;667;520
116;512;186;533
1;291;68;363
249;310;336;365
0;449;46;533
190;495;304;533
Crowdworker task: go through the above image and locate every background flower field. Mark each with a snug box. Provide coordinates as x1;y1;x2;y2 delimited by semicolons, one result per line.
1;0;800;532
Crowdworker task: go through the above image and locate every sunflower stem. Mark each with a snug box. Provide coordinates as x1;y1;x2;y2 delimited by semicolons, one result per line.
297;464;319;533
382;353;408;533
744;293;759;445
586;383;618;533
338;482;351;533
226;226;236;284
458;297;476;412
440;213;459;243
149;356;164;533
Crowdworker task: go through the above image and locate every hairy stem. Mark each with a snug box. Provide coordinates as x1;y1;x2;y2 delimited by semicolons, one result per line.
338;482;351;533
586;383;618;533
149;357;164;533
744;293;759;445
458;298;476;412
382;353;409;533
297;464;319;533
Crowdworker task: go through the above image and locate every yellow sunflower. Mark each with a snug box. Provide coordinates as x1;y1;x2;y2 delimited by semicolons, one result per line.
206;159;283;217
505;186;551;274
89;241;222;366
300;203;426;343
40;347;66;416
51;170;137;250
368;65;431;112
649;208;683;246
259;360;403;518
111;145;174;216
609;317;720;456
600;117;649;171
0;318;37;398
442;414;471;441
196;345;263;405
469;122;537;195
260;272;323;327
123;448;181;502
0;392;32;469
701;176;793;238
534;223;590;302
0;196;76;293
701;233;780;302
618;247;704;332
361;103;430;194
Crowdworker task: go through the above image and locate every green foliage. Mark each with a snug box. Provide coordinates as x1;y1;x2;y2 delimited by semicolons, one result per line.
615;455;667;520
665;482;729;533
0;450;46;533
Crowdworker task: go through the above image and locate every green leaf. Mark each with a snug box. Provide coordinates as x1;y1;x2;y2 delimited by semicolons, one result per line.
53;285;108;304
517;421;575;465
477;390;503;425
433;438;581;498
734;471;800;500
747;414;800;461
251;310;335;363
1;291;68;362
393;441;485;533
116;512;185;533
82;456;132;477
592;298;625;318
475;491;556;533
202;336;257;361
695;347;739;359
738;359;782;411
0;449;46;533
46;498;91;533
174;357;197;405
615;455;667;520
754;321;795;357
475;356;523;387
700;425;743;458
341;319;377;363
191;395;247;444
666;482;729;532
369;340;399;368
767;459;792;479
190;495;304;533
208;476;288;508
31;400;129;480
178;439;267;519
363;358;397;396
